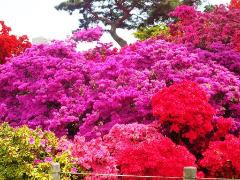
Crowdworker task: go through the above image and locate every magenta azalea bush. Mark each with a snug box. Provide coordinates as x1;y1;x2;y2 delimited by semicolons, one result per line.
72;26;103;42
166;5;240;75
169;5;240;51
0;38;239;139
1;2;240;178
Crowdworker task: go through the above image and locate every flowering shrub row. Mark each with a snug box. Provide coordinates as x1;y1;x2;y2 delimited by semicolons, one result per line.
0;2;240;178
61;82;240;178
136;5;240;75
166;5;240;75
1;81;239;178
0;35;239;140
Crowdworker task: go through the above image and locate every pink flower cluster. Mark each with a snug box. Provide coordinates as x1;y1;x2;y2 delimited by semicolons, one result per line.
165;5;240;75
63;123;196;178
169;5;240;50
72;26;103;42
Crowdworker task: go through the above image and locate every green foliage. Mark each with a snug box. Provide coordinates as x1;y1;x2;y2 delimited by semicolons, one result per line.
134;24;170;40
56;0;175;29
0;123;82;180
55;0;201;47
204;4;216;12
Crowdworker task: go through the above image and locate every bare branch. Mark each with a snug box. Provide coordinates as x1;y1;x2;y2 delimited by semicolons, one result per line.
90;10;113;24
115;0;136;25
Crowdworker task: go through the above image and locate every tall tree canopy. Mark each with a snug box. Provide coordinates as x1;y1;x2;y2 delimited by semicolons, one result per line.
56;0;201;47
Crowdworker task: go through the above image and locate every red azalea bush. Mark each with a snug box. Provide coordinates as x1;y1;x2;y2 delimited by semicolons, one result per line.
212;117;233;140
0;21;31;64
152;81;215;142
200;135;240;178
230;0;240;9
117;138;196;178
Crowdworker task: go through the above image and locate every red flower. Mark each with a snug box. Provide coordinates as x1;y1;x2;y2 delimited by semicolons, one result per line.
213;117;233;140
200;135;240;178
152;81;215;142
117;137;196;179
230;0;240;9
0;21;31;64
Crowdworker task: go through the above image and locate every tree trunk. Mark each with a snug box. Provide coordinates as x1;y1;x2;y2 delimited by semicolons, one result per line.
109;25;127;47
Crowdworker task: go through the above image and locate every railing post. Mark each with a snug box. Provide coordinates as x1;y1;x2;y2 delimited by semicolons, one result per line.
183;166;197;180
51;162;60;180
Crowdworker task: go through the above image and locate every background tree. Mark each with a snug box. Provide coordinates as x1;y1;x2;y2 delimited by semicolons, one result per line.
144;0;201;25
134;24;170;40
56;0;201;47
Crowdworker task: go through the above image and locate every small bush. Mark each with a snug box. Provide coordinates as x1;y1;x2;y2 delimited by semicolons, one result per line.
0;123;82;179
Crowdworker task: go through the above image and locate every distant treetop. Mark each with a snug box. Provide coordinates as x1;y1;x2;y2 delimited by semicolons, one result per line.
56;0;201;47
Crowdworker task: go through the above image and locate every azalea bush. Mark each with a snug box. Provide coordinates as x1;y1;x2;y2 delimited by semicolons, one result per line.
152;81;214;142
117;138;196;177
167;5;240;75
168;5;240;51
200;135;240;178
65;82;238;178
137;5;240;75
0;21;31;64
0;123;83;179
152;81;237;157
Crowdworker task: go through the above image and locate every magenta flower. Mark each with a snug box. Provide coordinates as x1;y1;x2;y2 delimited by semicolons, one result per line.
71;167;77;173
40;140;46;147
72;26;103;42
45;147;52;153
34;159;42;164
29;137;35;145
44;157;53;163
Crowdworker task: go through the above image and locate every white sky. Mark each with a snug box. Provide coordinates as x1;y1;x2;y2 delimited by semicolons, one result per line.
0;0;230;48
